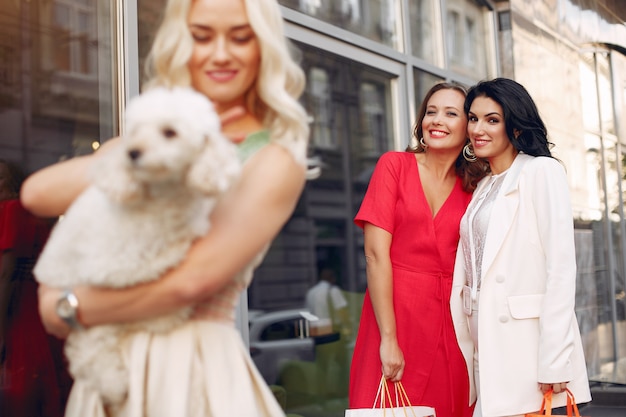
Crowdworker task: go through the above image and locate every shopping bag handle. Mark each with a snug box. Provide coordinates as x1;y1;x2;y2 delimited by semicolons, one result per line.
565;389;581;417
532;389;581;417
372;375;420;417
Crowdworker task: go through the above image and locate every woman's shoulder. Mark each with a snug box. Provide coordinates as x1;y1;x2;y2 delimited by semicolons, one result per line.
238;130;271;162
523;155;566;176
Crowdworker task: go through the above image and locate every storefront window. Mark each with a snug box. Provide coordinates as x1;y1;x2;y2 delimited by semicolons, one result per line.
407;0;440;65
248;42;397;416
412;69;444;117
0;0;117;171
444;0;491;79
577;50;626;386
279;0;400;49
0;0;117;411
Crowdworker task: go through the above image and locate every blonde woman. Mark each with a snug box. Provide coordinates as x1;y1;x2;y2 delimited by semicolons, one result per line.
21;0;309;416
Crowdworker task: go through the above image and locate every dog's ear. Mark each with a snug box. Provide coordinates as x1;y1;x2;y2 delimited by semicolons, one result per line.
91;147;146;203
186;132;241;196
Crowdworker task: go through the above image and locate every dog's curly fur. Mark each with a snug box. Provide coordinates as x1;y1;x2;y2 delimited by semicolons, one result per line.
34;87;241;408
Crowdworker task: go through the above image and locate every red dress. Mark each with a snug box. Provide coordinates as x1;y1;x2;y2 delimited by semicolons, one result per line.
350;152;473;417
0;199;72;417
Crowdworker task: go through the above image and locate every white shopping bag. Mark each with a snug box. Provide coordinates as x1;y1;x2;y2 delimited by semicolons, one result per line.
345;376;436;417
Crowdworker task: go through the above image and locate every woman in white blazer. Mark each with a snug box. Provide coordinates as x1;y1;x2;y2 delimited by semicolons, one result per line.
450;78;591;417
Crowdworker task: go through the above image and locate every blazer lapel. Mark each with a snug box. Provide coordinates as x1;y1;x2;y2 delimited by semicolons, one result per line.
480;154;532;276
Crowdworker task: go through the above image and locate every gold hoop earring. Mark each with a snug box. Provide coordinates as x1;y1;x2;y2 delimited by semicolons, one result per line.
419;137;428;149
463;144;477;162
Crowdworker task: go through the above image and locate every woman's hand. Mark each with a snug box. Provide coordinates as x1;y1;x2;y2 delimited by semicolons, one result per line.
37;284;71;339
218;106;247;143
538;382;568;394
380;336;405;382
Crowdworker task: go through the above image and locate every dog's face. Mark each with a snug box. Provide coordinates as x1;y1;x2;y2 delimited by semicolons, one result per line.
122;87;223;184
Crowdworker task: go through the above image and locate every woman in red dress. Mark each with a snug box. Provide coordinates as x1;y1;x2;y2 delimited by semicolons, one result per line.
0;159;71;416
349;83;488;417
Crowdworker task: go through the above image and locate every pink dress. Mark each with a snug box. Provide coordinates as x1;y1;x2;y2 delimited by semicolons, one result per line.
350;152;474;417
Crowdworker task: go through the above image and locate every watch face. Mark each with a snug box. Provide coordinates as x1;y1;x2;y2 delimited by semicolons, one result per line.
57;298;73;318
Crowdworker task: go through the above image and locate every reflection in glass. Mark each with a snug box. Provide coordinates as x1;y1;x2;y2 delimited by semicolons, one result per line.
0;0;116;413
279;0;399;49
0;0;116;172
137;0;167;88
248;42;396;416
577;50;626;385
445;0;490;79
309;67;334;150
412;69;444;123
408;0;439;64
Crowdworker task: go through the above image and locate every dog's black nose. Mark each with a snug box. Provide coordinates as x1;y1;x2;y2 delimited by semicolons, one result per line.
128;149;142;160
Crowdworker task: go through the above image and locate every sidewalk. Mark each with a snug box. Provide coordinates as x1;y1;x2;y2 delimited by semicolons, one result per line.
578;404;626;417
577;383;626;417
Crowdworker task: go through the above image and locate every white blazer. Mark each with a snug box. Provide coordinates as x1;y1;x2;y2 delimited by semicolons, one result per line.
451;153;591;417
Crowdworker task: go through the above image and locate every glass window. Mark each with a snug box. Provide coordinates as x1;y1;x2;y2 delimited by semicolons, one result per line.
0;0;117;410
407;0;440;65
576;50;626;386
445;0;491;79
137;0;166;88
53;0;96;76
279;0;400;49
412;68;444;121
248;42;397;415
0;0;116;173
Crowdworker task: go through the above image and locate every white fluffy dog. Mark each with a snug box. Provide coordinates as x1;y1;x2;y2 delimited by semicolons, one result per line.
34;87;241;408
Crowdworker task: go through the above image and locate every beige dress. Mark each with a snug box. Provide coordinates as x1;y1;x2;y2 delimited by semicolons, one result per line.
64;131;286;417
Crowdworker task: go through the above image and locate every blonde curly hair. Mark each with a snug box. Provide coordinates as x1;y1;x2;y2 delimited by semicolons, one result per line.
144;0;310;164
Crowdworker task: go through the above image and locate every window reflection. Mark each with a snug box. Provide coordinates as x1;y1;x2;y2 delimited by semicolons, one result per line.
408;0;439;64
0;0;116;171
280;0;399;49
445;0;490;79
412;69;444;123
0;0;116;413
576;49;626;386
248;42;396;416
309;67;335;150
53;0;95;75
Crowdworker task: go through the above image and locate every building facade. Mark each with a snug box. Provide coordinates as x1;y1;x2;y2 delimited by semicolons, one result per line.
1;0;625;415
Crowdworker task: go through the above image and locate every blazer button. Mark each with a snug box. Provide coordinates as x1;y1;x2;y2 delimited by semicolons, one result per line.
499;315;509;323
496;275;505;283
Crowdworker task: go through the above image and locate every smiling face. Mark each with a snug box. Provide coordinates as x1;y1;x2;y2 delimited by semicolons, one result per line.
187;0;261;113
420;89;467;153
467;96;518;174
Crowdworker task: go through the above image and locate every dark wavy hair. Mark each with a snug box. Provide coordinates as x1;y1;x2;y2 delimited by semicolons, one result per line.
407;82;488;192
0;159;26;197
464;78;554;158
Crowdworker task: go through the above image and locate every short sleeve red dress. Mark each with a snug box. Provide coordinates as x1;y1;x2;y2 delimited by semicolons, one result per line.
349;152;473;417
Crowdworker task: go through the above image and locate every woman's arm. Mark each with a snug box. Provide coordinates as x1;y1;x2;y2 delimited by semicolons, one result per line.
39;143;306;338
22;108;246;218
21;138;120;218
363;222;404;381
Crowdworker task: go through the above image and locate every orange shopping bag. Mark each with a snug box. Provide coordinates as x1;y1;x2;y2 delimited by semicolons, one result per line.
525;389;588;417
